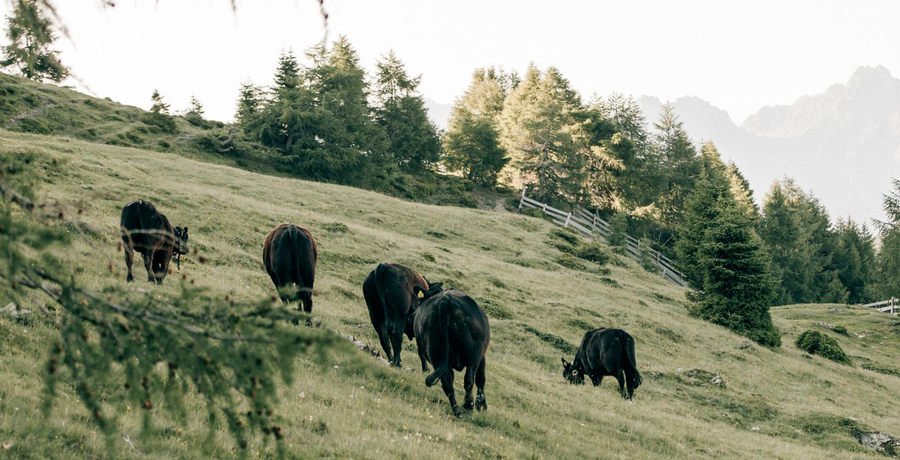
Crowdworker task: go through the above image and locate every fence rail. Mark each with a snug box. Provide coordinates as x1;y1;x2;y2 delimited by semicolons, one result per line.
519;188;689;288
862;297;898;314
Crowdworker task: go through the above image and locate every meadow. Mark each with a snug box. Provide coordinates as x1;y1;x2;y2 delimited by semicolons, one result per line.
1;129;899;459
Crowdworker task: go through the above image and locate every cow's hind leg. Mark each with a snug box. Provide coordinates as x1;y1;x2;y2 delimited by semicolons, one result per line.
124;244;135;282
417;342;429;373
379;323;394;365
389;322;404;368
474;356;487;411
142;252;154;283
462;358;479;410
625;369;637;400
441;371;461;417
300;290;313;313
615;369;627;398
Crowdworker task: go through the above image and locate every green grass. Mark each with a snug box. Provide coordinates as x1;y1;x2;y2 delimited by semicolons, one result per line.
1;129;899;458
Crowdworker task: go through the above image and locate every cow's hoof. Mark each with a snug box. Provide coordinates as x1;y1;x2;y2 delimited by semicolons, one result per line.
463;400;474;411
475;395;487;411
452;407;463;418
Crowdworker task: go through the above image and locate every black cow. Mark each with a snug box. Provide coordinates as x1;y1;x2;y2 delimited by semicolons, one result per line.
120;200;189;284
362;263;442;368
263;223;318;312
413;289;489;417
562;328;642;399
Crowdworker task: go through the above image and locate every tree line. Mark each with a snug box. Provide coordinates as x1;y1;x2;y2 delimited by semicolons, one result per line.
5;6;900;346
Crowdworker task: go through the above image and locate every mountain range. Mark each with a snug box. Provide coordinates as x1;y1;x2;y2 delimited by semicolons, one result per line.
639;65;900;226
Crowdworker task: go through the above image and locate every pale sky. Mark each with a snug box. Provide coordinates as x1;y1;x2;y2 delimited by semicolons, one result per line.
5;0;899;125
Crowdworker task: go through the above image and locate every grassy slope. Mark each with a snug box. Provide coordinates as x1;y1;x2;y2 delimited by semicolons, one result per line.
1;129;899;459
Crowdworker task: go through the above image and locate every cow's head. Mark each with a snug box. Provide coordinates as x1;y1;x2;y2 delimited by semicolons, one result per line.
173;226;189;270
415;279;444;301
173;226;189;255
561;358;585;385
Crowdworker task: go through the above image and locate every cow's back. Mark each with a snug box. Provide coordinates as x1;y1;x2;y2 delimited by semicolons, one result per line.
580;328;628;374
121;200;174;252
263;223;318;289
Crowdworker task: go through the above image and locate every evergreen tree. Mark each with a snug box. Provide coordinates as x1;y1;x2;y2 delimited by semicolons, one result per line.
677;155;779;346
372;51;441;171
443;112;507;186
187;94;204;117
1;0;68;82
499;64;583;202
873;179;900;298
235;80;264;127
443;67;510;187
273;48;300;91
149;89;170;115
652;103;700;230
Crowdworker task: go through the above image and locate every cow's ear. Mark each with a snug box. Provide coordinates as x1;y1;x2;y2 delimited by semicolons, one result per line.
561;358;569;367
183;227;188;237
414;285;425;298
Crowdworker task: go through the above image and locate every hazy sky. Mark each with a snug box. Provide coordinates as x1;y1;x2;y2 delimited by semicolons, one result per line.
6;0;899;125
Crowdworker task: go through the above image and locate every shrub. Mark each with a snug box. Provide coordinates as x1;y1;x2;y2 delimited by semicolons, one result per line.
556;253;587;271
139;112;178;134
575;243;609;265
795;330;851;365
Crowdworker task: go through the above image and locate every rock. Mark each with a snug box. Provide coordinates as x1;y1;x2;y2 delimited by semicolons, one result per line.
855;431;899;454
710;374;726;387
751;426;761;431
828;308;846;313
80;184;93;190
739;341;753;350
0;303;30;318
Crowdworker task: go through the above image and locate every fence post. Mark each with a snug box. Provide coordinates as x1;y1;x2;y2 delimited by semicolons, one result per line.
518;186;527;211
564;212;572;228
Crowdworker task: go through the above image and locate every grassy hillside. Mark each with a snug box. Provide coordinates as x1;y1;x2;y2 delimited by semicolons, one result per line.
0;72;507;209
1;129;899;459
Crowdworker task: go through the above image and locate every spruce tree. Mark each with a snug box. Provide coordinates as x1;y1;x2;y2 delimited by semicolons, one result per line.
372;51;441;171
235;80;264;128
1;0;68;82
149;89;170;115
678;154;780;347
187;94;204;117
652;103;700;230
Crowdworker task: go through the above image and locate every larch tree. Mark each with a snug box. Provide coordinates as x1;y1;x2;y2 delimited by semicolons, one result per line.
149;89;170;115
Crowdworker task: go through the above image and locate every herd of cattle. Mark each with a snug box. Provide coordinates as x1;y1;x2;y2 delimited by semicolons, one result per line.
119;200;642;416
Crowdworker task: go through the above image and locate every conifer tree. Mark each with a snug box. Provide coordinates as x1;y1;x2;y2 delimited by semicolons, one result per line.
235;80;264;127
652;103;700;230
149;89;170;115
273;49;300;92
499;64;583;202
443;68;510;186
187;94;204;117
677;153;779;347
373;51;441;171
1;0;68;82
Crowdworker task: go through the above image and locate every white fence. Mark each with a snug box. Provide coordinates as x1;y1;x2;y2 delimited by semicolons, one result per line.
517;188;689;288
862;297;898;314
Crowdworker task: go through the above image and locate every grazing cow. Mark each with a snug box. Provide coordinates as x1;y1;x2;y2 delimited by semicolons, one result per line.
362;263;442;368
263;223;318;312
120;200;189;284
413;289;489;417
561;328;642;399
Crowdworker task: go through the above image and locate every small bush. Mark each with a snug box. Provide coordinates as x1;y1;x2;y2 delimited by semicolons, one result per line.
795;330;851;365
140;112;178;134
323;222;349;233
831;325;848;335
551;228;580;246
556;253;587;271
575;243;609;265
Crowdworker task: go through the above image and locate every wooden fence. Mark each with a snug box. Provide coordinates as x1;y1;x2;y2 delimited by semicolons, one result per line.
862;297;898;314
517;188;689;288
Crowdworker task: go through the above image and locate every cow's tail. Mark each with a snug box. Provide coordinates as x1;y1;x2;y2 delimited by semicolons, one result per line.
624;332;642;389
374;263;390;316
424;296;451;387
